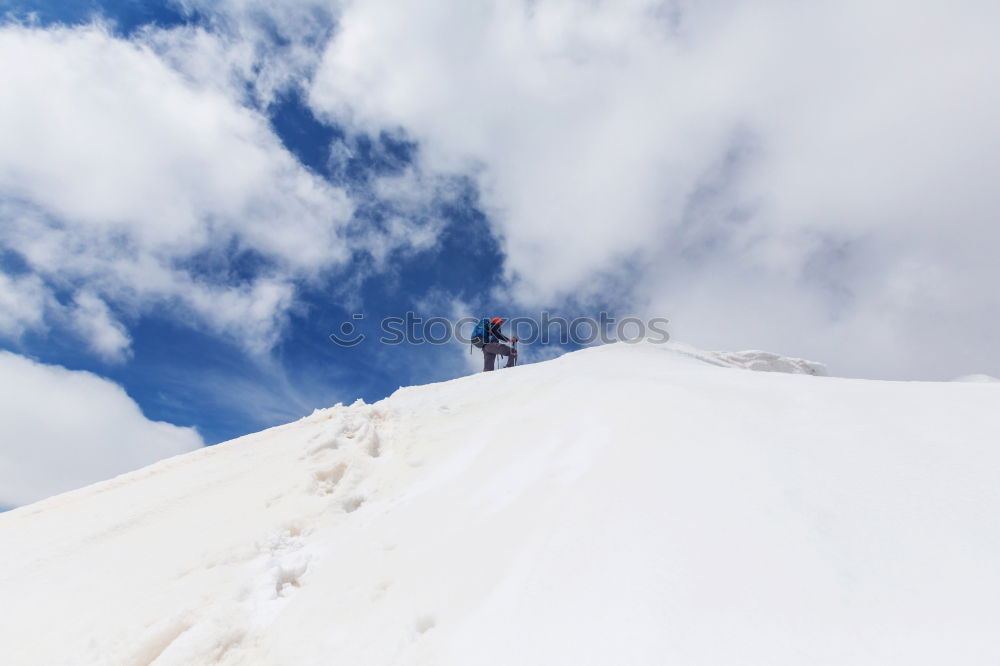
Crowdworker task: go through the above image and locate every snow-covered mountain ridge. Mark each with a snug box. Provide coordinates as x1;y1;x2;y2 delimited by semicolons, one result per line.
1;341;998;665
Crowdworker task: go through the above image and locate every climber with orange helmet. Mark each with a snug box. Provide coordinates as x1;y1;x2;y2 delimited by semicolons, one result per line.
470;316;518;371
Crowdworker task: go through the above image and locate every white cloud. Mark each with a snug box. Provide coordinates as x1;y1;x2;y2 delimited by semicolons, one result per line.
0;272;51;338
68;292;132;363
0;351;203;507
173;0;337;103
0;18;462;361
0;23;356;355
309;0;1000;379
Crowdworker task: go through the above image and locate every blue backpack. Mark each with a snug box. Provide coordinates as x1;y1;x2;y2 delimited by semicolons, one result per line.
471;318;490;348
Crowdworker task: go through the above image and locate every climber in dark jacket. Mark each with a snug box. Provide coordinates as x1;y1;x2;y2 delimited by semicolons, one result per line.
471;317;518;371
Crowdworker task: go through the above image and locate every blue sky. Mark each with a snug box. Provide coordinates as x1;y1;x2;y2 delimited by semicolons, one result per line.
1;0;194;33
2;0;999;506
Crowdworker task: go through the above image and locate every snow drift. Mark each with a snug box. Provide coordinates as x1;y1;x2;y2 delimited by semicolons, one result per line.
1;341;998;665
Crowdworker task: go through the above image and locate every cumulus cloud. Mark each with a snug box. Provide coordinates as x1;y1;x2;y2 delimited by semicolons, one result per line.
0;22;355;354
0;16;464;361
309;0;1000;378
0;351;203;507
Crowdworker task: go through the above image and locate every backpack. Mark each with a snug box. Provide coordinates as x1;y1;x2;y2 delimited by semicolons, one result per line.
471;318;489;348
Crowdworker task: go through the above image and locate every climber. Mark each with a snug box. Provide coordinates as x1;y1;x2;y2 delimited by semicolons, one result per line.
470;317;518;371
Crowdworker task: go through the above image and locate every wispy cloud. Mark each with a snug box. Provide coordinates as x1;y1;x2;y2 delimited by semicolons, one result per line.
0;272;50;338
69;291;133;363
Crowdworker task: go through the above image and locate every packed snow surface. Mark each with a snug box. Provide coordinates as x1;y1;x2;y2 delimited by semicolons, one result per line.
953;373;1000;383
1;341;999;665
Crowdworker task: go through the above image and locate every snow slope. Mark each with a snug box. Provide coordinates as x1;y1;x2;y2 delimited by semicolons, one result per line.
1;341;999;665
953;373;1000;383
